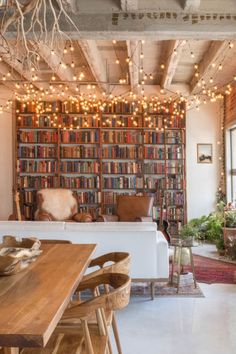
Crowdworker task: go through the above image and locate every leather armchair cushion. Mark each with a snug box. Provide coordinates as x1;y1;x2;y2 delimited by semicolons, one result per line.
117;195;154;221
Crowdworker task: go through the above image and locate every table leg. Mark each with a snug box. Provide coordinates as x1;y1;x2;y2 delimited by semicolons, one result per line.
177;246;182;293
189;247;197;288
4;348;19;354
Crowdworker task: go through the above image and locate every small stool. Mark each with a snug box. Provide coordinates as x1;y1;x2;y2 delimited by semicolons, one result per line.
171;243;197;293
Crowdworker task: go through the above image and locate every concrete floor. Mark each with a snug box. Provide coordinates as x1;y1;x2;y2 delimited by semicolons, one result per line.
116;283;236;354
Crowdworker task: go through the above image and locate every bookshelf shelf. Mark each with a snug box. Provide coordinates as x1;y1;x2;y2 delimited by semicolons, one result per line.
14;100;186;233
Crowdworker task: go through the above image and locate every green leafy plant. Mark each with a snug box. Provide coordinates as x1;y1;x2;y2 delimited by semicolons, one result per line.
179;223;199;239
225;211;236;228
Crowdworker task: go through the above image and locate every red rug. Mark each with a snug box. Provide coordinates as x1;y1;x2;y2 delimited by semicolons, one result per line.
185;255;236;284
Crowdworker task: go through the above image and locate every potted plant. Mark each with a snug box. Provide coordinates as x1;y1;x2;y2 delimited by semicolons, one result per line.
223;209;236;245
179;223;199;246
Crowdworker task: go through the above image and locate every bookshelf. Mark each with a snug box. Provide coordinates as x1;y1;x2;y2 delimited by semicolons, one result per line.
15;100;186;234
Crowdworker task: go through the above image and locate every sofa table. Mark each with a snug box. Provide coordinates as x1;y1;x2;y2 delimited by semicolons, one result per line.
0;243;96;353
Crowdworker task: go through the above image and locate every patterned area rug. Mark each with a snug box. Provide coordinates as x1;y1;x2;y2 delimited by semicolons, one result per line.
131;282;204;298
186;255;236;284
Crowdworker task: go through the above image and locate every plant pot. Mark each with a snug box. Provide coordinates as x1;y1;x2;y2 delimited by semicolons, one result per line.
182;236;195;246
223;227;236;245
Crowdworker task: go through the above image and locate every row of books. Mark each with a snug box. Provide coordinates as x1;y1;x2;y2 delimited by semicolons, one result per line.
102;161;142;174
18;160;58;173
166;206;184;220
18;176;59;188
60;115;99;128
144;132;165;144
144;102;185;114
143;146;165;159
60;161;100;173
17;130;184;146
61;131;99;144
18;131;58;143
103;102;142;114
61;146;99;159
166;176;184;190
165;191;185;206
60;176;100;189
166;146;183;160
144;177;165;190
76;191;101;204
102;176;143;189
102;146;142;159
17;115;56;128
143;162;165;174
102;131;143;144
18;146;57;158
165;131;183;144
102;115;142;128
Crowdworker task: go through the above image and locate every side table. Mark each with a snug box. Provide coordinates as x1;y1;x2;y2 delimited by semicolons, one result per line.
171;240;197;293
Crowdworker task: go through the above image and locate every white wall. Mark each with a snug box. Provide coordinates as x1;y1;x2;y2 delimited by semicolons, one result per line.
186;101;222;220
0;88;13;220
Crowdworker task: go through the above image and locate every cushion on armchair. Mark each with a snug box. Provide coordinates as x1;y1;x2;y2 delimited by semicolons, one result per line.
35;188;92;222
116;195;154;221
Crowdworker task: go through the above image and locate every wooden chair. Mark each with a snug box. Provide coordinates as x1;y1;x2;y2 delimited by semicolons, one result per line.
77;252;131;354
21;273;131;354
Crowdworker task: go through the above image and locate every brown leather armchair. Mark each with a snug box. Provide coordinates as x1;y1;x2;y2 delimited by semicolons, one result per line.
34;188;92;222
97;195;154;222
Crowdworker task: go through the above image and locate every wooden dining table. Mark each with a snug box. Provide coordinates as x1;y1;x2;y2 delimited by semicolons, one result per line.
0;243;96;354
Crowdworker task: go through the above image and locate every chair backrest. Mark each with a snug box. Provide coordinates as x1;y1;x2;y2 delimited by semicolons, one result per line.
83;252;131;281
116;195;154;221
35;188;78;221
62;273;131;320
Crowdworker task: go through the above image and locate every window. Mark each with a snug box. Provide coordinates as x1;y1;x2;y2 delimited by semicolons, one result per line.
229;127;236;202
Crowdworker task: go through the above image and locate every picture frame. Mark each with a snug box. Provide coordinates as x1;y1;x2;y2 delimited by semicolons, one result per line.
197;144;213;164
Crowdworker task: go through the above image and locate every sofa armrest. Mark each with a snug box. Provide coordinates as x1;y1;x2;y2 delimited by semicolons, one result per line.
96;214;119;222
34;211;53;221
135;216;153;222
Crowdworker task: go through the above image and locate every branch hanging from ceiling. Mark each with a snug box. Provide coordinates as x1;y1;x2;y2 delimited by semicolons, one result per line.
126;40;139;93
0;0;79;72
183;0;201;12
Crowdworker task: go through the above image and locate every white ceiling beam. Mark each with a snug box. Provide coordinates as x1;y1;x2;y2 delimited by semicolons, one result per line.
120;0;138;11
30;41;77;94
0;47;48;91
78;40;108;93
126;40;139;93
0;60;26;92
190;41;229;93
183;0;201;11
4;11;236;40
161;40;186;90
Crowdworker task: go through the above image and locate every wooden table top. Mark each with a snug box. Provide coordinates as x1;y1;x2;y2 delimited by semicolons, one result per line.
0;243;96;348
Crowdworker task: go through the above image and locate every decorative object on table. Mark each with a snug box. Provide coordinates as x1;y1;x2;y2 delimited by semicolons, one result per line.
197;143;213;163
0;235;42;275
34;188;93;222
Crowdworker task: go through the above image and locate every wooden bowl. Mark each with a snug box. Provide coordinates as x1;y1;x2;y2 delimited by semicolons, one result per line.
0;235;42;276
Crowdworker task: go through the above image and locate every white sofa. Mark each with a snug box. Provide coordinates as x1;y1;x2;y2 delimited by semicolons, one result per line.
0;221;169;281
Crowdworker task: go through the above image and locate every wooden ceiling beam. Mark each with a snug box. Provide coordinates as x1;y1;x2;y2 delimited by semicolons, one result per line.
183;0;201;11
78;40;108;93
30;41;77;94
126;40;139;93
161;40;186;90
190;41;229;93
120;0;138;11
